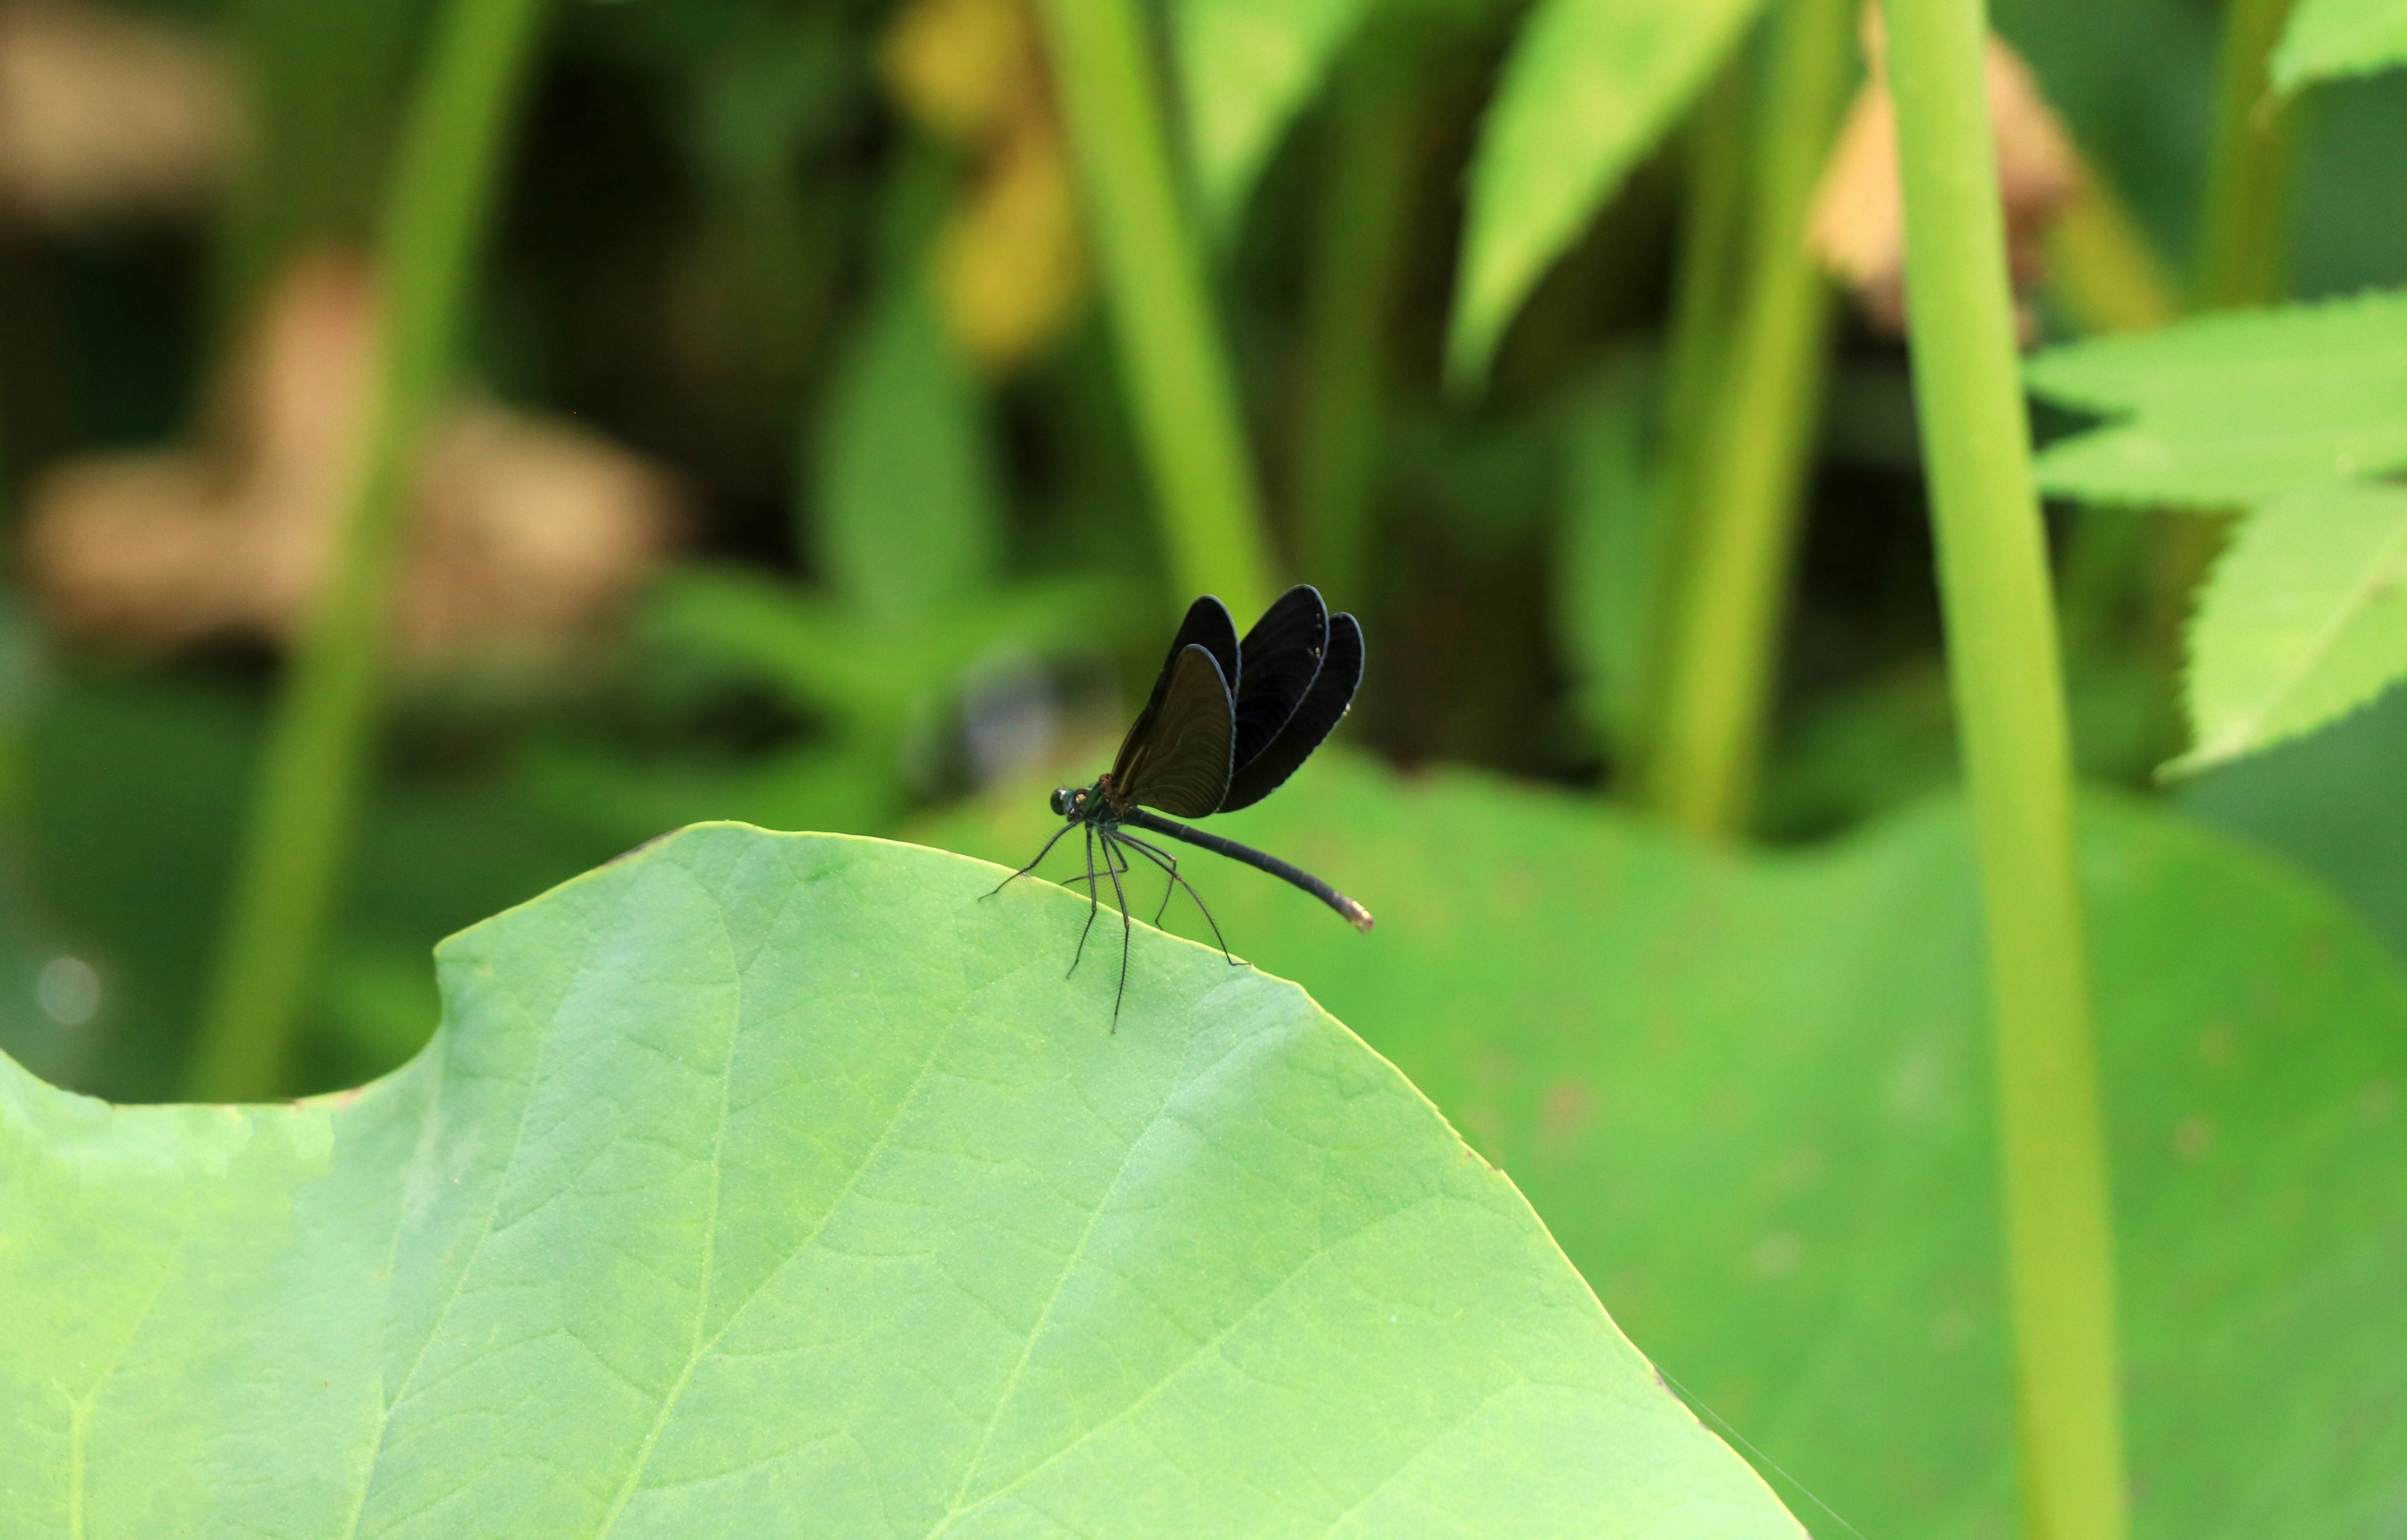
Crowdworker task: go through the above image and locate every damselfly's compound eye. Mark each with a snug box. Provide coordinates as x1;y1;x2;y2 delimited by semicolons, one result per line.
1050;788;1076;817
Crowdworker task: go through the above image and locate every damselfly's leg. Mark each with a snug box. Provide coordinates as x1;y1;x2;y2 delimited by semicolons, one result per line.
1067;826;1102;977
988;820;1078;897
1113;832;1182;926
1150;849;1175;923
1116;832;1239;965
1101;832;1135;1029
1064;824;1133;894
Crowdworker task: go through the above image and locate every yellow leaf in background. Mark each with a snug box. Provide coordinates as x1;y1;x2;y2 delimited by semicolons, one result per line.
882;0;1089;372
881;0;1040;145
940;117;1087;372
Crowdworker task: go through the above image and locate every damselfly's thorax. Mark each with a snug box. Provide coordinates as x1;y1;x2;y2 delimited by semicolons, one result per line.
1050;782;1113;823
991;587;1370;1025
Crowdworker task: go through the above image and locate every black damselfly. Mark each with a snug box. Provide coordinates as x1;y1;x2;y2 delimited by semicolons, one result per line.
990;586;1373;1024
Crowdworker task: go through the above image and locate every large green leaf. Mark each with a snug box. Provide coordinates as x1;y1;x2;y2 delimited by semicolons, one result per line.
1447;0;1763;385
0;824;1800;1536
2027;291;2407;506
2273;0;2407;90
2171;480;2407;775
1173;0;1377;234
2180;684;2407;962
928;757;2407;1536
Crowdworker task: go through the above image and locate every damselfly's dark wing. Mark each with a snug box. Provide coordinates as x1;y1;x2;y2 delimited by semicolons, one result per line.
1219;611;1361;812
1230;585;1328;778
1110;643;1235;817
1123;597;1238;752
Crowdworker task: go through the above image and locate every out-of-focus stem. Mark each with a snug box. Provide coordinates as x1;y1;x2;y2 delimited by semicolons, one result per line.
2197;0;2303;310
1293;38;1418;615
1885;0;2129;1533
185;0;553;1102
1642;0;1854;839
1655;64;1749;541
1037;0;1277;622
1637;64;1749;792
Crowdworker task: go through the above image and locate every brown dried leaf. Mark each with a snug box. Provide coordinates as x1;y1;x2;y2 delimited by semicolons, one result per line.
0;0;232;225
1808;11;2078;338
24;248;679;673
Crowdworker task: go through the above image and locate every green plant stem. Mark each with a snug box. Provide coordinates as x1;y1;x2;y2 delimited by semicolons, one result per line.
2196;0;2303;310
185;0;553;1102
1655;64;1749;539
1293;38;1417;614
1637;64;1749;789
1884;0;2127;1534
1642;0;1854;838
1037;0;1277;622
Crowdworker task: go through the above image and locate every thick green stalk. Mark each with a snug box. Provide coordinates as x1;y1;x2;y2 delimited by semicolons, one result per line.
1654;65;1749;540
2196;0;2302;309
1037;0;1277;622
1293;40;1417;614
1637;65;1749;788
186;0;553;1101
1642;0;1854;838
1884;0;2127;1534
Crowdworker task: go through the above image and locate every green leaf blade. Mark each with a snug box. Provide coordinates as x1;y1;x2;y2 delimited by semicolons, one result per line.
817;284;1004;627
1174;0;1378;235
1447;0;1763;387
2027;290;2407;506
2172;481;2407;775
0;827;1800;1536
2273;0;2407;91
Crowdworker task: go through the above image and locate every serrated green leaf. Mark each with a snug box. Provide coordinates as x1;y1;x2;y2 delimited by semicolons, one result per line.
2027;291;2407;506
0;825;1802;1537
928;757;2407;1535
2273;0;2407;90
2168;481;2407;775
1173;0;1377;234
1447;0;1763;387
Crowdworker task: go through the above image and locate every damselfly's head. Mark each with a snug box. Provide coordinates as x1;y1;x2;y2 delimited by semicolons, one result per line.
1049;785;1086;819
